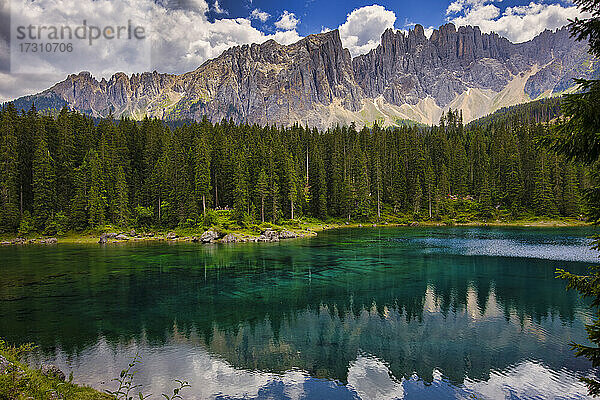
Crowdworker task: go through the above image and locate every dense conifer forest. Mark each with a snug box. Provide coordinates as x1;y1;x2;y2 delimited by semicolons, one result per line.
0;99;590;235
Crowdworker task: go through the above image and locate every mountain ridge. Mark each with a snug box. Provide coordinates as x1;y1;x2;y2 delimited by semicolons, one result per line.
9;23;600;127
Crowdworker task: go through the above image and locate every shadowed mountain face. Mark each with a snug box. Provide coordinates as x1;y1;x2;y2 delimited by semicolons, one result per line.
11;24;600;127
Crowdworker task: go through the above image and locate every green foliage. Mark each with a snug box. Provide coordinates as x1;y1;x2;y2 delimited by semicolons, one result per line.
0;338;109;400
557;238;600;396
553;3;600;396
0;101;589;235
106;353;150;400
17;211;33;236
134;206;154;227
44;211;68;236
162;380;191;400
201;209;219;228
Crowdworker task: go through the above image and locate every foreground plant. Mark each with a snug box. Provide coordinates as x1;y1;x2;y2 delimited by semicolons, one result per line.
106;353;190;400
557;237;600;395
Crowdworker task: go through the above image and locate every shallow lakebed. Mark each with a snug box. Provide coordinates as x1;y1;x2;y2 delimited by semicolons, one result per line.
1;226;599;399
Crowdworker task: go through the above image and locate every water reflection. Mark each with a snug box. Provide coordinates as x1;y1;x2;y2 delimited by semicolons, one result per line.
1;227;598;398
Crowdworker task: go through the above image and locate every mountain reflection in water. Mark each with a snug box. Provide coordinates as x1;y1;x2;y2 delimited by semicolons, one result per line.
1;227;598;399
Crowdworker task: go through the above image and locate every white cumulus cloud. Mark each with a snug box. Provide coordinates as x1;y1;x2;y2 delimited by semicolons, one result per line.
250;9;270;23
274;10;299;31
338;4;396;57
447;0;588;43
212;0;228;15
2;0;303;102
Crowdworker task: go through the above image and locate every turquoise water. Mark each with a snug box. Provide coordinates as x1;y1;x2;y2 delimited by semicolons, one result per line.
0;226;599;399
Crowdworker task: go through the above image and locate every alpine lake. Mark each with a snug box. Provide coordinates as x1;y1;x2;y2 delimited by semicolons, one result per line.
1;226;599;399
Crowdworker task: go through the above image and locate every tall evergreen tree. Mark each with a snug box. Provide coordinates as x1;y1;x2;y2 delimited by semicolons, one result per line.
32;137;55;231
0;107;20;231
194;136;211;217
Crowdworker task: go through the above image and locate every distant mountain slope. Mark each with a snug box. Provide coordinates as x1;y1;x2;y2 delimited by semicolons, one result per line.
10;23;599;128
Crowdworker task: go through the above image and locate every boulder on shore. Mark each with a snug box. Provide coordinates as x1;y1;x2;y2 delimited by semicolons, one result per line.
200;229;220;243
221;233;238;243
279;230;298;239
258;229;279;242
166;232;178;240
41;364;65;381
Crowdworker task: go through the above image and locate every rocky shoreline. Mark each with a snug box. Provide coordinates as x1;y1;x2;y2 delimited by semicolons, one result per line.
96;227;310;245
0;219;589;246
1;237;59;245
0;225;321;247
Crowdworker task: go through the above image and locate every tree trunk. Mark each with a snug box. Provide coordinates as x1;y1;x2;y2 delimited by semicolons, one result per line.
291;199;294;220
158;196;161;222
377;189;381;221
261;195;265;223
428;188;432;219
214;179;218;208
202;195;206;217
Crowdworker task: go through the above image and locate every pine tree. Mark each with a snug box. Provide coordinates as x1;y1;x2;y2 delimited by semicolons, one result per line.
114;164;129;226
32;137;56;231
413;175;422;217
70;162;89;230
0;108;20;231
562;163;581;217
232;152;249;221
355;150;370;220
532;153;557;216
285;153;298;220
256;168;268;223
88;150;106;227
194;136;211;217
554;1;600;394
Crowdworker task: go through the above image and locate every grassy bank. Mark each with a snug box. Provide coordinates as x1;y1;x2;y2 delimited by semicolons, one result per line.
0;339;109;400
0;213;591;246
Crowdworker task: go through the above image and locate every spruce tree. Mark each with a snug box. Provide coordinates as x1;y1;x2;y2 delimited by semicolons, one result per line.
87;151;106;227
0;108;20;231
194;136;211;217
256;168;268;223
355;150;370;220
32;137;56;231
553;1;600;395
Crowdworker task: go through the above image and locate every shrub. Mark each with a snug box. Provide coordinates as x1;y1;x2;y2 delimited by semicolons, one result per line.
44;212;69;236
202;209;219;228
17;212;34;236
134;206;154;227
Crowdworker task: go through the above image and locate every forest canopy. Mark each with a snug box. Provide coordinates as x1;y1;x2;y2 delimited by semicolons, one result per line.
0;98;589;235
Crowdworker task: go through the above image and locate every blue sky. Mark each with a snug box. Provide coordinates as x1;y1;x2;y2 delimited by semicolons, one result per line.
205;0;577;37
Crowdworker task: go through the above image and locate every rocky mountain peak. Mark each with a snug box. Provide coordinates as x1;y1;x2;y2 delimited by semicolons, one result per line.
10;23;599;128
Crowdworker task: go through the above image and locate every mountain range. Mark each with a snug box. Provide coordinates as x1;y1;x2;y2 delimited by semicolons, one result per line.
11;23;600;127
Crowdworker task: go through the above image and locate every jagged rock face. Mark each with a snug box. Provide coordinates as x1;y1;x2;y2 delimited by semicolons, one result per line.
172;30;362;125
49;71;176;117
353;24;514;106
352;24;592;108
11;24;600;127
